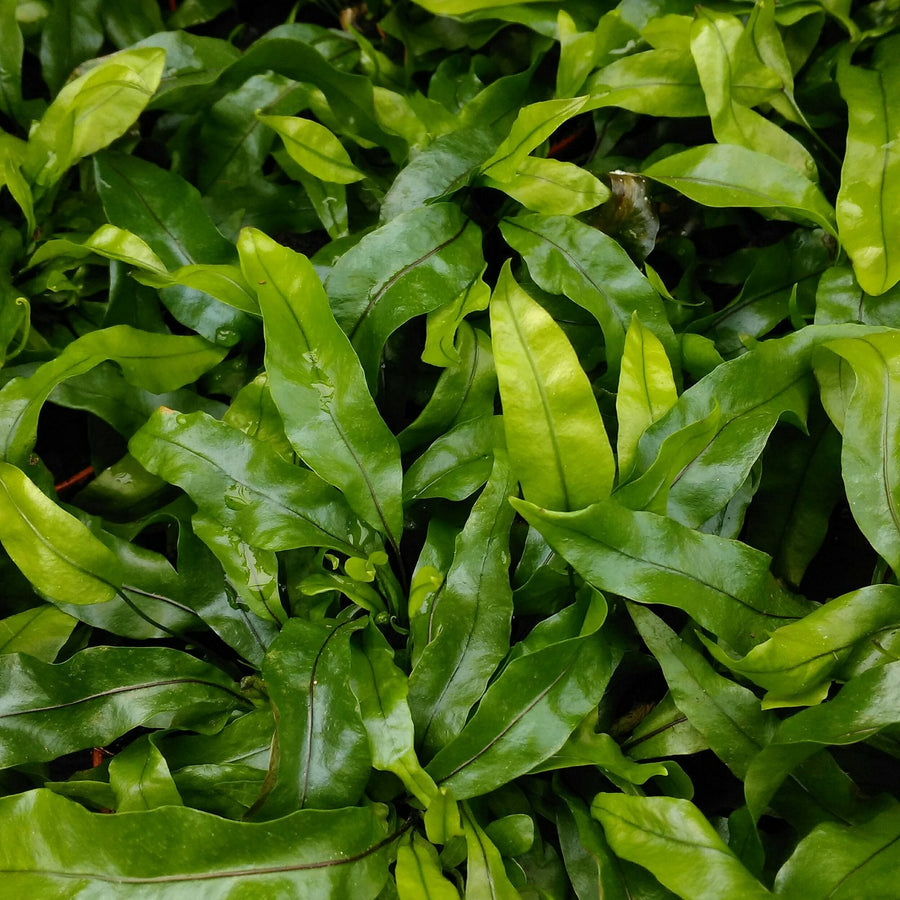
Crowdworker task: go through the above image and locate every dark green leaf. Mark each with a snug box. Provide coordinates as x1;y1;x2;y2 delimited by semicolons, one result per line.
129;409;376;556
324;203;484;386
0;646;245;767
253;617;370;817
408;445;516;757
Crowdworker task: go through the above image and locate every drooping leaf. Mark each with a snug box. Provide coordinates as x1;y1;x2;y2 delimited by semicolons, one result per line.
814;331;900;572
0;462;123;606
701;585;900;707
0;325;225;466
643;144;837;235
239;227;404;547
0;646;246;768
259;113;364;184
745;661;900;821
0;788;392;898
490;262;613;510
513;497;810;654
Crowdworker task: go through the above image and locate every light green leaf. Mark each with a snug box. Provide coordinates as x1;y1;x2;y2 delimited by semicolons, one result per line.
490;262;614;510
109;734;184;812
350;620;438;806
24;47;165;188
500;213;676;378
484;155;610;216
836;40;900;295
617;312;678;480
462;804;521;900
396;833;460;900
702;585;900;707
0;788;391;897
0;605;77;661
644;144;837;235
481;96;587;182
0;462;123;606
775;802;900;900
592;794;773;900
259;112;365;184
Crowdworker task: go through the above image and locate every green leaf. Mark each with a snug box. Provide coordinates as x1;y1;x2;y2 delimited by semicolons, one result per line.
0;0;24;123
0;788;391;897
481;97;588;182
624;326;856;529
25;47;165;188
396;833;460;900
398;323;497;453
324;204;484;387
259;113;364;184
836;40;900;295
109;733;184;812
591;794;773;900
129;409;376;556
486;155;610;217
629;603;777;778
586;48;708;117
422;270;491;368
213;30;405;159
408;445;516;757
239;227;403;546
0;325;225;467
701;585;900;707
513;497;809;654
814;332;900;572
253;617;370;818
0;605;77;661
490;262;614;510
617;312;678;479
745;661;900;821
461;803;521;900
775;802;900;899
690;7;816;178
350;620;438;806
381;127;498;222
643;144;837;236
0;646;245;767
38;0;103;94
94;152;257;345
500;213;676;378
404;416;498;504
622;692;710;761
426;597;614;799
0;462;123;605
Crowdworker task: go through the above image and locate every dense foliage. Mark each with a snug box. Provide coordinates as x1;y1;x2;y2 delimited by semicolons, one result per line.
1;0;899;895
